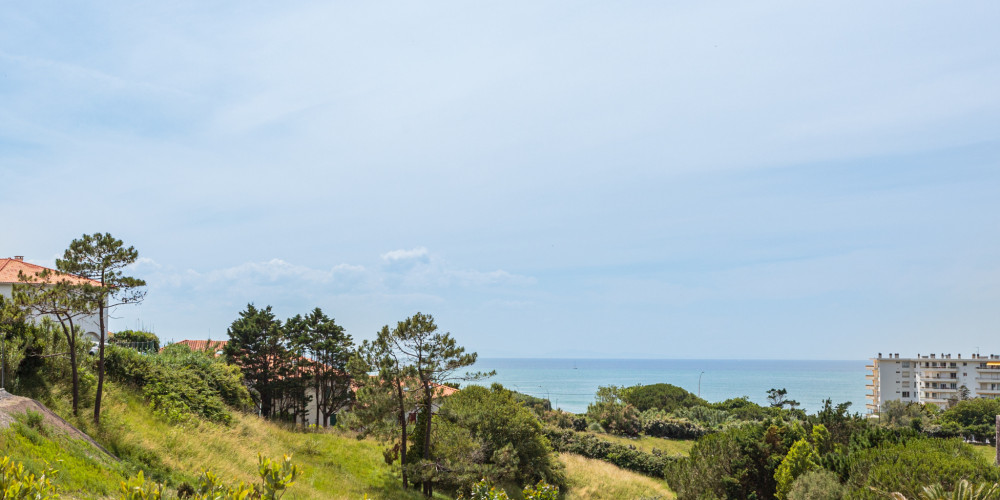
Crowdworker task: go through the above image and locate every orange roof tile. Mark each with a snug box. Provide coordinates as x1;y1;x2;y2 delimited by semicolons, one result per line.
0;257;101;286
170;340;228;354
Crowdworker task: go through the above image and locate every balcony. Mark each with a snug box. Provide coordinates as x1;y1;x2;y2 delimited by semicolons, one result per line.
920;366;958;372
922;397;949;404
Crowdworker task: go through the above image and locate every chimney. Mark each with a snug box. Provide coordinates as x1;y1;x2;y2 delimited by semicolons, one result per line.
13;256;23;261
878;352;882;359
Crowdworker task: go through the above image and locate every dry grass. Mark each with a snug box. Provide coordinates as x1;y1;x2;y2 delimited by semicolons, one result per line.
72;385;435;500
586;432;694;457
560;453;674;500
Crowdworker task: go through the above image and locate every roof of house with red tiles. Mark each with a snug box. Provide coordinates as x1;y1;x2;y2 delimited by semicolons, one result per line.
0;257;101;286
171;339;228;354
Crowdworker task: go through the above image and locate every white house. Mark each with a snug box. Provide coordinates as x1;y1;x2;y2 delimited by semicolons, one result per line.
0;256;107;345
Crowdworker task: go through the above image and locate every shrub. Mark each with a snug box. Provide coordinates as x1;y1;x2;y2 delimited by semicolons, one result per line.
103;345;252;424
775;439;820;499
787;469;847;500
111;330;160;352
433;384;566;492
712;396;781;421
587;401;640;436
621;383;706;413
845;438;1000;499
939;398;1000;442
640;410;708;439
0;455;58;499
665;421;800;500
22;409;46;432
544;427;675;478
671;405;733;429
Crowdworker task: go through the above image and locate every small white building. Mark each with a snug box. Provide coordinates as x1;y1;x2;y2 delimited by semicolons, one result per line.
866;351;1000;413
0;256;107;345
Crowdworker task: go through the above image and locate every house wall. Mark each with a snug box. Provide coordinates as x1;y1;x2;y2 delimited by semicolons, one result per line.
0;283;107;345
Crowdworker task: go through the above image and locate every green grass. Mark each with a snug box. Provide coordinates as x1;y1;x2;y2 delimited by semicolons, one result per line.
586;432;695;457
72;384;438;500
3;381;439;500
971;444;997;464
6;377;690;499
0;418;125;496
561;453;674;500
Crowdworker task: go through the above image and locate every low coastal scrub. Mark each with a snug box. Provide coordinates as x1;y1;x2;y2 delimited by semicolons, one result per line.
544;427;676;478
104;343;253;424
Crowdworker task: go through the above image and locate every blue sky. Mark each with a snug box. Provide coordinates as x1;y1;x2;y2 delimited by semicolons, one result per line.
2;2;998;359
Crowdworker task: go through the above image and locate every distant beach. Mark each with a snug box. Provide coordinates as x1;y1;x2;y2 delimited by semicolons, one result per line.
470;358;867;414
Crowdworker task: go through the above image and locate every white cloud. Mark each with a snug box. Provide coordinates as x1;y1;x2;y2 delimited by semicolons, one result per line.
381;247;429;262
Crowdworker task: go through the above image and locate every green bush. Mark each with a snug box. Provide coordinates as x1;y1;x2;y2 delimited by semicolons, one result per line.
787;469;847;500
432;384;565;492
587;401;640;436
671;405;733;429
639;410;709;439
665;420;801;500
939;398;1000;442
0;455;58;499
103;345;252;424
845;438;1000;499
621;383;706;413
544;427;675;478
111;330;160;352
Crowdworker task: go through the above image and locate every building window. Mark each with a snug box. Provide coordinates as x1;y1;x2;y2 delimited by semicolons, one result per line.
902;381;910;388
902;362;910;368
902;371;910;377
902;391;910;398
950;363;957;368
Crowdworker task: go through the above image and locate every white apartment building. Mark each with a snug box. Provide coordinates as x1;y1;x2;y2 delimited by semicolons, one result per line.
866;352;1000;414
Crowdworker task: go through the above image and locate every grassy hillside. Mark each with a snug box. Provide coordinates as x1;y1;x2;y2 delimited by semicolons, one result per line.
561;453;674;500
5;382;679;499
2;382;436;499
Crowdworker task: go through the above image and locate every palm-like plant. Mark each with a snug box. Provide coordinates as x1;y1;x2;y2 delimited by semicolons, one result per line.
889;479;1000;500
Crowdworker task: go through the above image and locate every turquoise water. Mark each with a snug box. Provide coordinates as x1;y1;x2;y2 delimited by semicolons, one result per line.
469;358;868;415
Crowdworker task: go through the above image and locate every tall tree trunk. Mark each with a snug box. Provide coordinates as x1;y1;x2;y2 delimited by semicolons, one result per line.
93;300;106;424
57;316;79;416
397;384;409;488
422;388;434;497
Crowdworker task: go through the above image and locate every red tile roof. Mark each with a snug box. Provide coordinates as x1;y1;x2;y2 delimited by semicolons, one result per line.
0;257;101;286
171;340;228;354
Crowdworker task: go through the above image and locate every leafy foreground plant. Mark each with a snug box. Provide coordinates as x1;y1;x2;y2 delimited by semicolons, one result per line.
123;453;300;500
0;455;59;499
458;478;559;500
890;479;1000;500
0;453;299;500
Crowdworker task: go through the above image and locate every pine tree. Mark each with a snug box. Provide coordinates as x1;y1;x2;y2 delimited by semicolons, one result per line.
56;232;146;424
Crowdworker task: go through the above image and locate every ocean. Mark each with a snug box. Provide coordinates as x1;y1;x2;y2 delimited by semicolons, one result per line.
468;358;868;415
